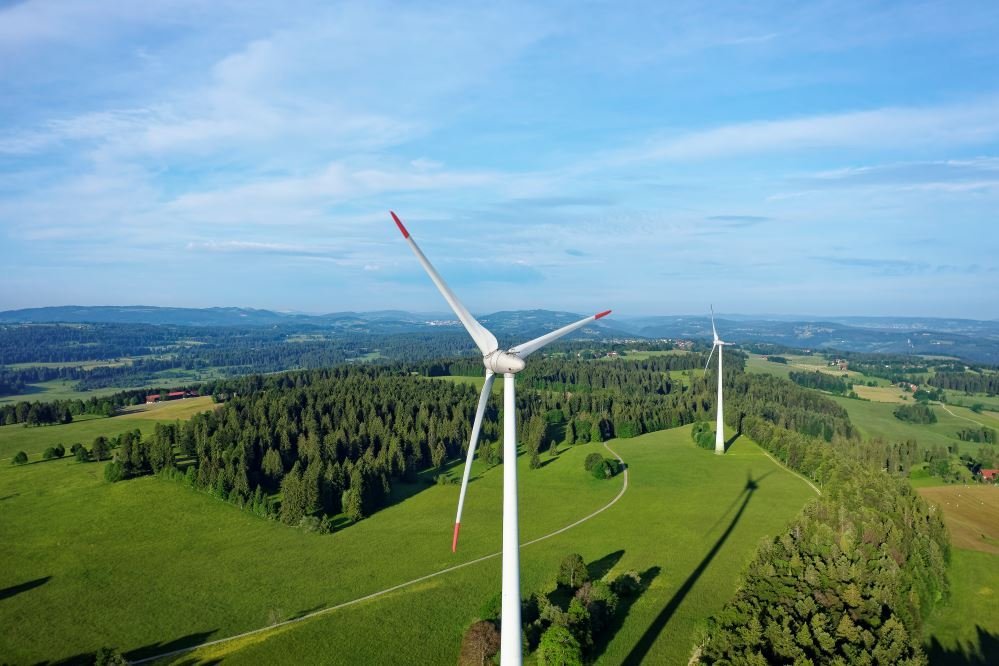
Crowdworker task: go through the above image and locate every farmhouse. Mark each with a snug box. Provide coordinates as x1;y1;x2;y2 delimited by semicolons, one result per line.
145;390;197;404
981;469;999;483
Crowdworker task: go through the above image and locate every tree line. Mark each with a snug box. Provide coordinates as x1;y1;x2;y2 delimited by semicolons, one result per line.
788;369;851;395
701;461;949;664
929;371;999;395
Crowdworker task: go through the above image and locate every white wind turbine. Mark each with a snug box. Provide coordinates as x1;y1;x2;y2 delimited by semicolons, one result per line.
704;306;733;455
391;211;610;665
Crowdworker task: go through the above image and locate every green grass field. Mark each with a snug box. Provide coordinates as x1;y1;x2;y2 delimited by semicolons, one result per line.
0;379;135;405
0;416;163;461
942;389;999;413
923;548;999;663
0;367;228;406
171;427;816;665
600;349;694;361
117;396;218;421
745;353;893;387
0;424;816;664
830;396;983;456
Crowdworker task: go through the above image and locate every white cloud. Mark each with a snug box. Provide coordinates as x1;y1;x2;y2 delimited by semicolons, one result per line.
609;98;999;163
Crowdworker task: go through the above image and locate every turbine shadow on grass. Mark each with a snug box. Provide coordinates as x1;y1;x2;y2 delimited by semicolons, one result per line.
724;431;741;451
622;474;764;665
702;471;773;538
123;630;219;663
926;627;999;665
0;575;51;601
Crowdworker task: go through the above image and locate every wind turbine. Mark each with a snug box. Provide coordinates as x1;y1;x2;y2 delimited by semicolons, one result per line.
704;306;733;455
391;211;610;665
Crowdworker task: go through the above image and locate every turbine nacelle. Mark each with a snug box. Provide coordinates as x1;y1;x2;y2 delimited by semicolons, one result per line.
484;350;526;374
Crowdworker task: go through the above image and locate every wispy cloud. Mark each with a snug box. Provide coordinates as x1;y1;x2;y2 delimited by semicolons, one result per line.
795;157;999;192
609;98;999;163
812;256;986;277
185;240;341;259
706;215;772;226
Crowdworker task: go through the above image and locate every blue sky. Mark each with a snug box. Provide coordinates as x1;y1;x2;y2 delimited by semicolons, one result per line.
1;1;997;318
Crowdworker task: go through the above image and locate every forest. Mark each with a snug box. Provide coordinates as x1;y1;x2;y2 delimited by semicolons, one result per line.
698;380;950;664
788;369;851;395
701;461;949;664
894;403;938;425
86;349;875;535
929;370;999;395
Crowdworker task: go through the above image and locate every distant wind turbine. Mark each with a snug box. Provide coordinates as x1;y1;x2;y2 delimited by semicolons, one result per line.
704;306;734;454
391;211;610;665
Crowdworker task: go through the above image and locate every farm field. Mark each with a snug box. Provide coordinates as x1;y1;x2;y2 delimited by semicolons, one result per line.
918;485;999;555
118;396;218;420
0;425;815;664
852;384;911;403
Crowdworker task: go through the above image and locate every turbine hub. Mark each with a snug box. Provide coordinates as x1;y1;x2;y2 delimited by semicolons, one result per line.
484;350;526;374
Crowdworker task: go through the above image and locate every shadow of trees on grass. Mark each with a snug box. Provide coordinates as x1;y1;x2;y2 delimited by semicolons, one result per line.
926;627;999;665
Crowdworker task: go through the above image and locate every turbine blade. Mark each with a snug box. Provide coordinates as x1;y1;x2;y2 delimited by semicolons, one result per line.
510;310;611;359
391;211;498;356
710;305;719;342
704;343;717;372
453;371;496;552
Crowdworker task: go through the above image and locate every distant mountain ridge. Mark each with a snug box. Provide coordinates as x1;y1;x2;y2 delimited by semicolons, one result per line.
2;305;998;363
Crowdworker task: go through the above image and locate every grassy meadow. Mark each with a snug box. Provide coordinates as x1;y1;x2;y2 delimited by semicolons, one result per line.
0;366;228;406
0;416;162;461
923;548;999;663
169;427;816;665
830;395;984;456
117;396;218;421
0;422;816;665
0;379;133;405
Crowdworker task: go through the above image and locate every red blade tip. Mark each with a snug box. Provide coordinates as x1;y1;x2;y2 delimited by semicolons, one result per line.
452;523;461;553
390;211;409;238
595;310;612;320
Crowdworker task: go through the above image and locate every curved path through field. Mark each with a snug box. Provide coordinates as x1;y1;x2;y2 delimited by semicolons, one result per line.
132;441;628;665
937;402;986;427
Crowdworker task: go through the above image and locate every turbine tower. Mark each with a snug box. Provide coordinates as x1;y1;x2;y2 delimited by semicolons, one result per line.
391;211;610;665
704;306;733;454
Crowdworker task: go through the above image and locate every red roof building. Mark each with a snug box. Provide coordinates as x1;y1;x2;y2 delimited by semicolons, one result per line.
167;391;186;399
145;395;160;404
981;469;999;482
